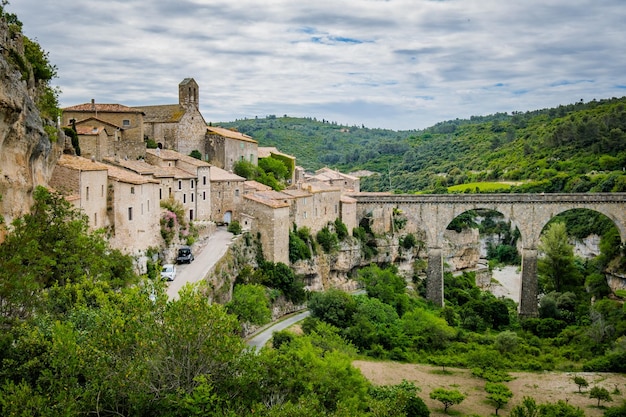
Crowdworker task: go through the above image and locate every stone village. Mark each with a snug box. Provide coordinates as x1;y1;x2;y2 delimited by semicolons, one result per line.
52;78;362;275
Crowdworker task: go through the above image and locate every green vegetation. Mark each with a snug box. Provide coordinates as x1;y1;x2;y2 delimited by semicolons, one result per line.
429;388;465;414
233;156;291;191
218;97;626;194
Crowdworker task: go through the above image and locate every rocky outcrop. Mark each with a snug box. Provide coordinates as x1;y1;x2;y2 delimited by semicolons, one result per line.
443;228;480;271
0;19;61;227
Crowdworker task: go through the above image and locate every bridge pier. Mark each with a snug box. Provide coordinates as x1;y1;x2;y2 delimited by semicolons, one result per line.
426;248;444;307
519;248;539;318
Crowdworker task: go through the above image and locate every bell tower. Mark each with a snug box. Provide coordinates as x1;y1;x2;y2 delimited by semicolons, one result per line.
178;78;199;108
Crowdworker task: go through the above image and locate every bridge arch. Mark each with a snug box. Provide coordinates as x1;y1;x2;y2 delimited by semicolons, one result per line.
351;193;626;317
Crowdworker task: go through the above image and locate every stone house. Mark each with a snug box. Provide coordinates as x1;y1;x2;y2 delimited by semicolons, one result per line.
49;154;110;231
206;126;258;172
73;118;118;161
306;167;360;193
339;195;358;235
136;78;209;157
105;164;161;255
62;102;146;160
242;191;291;264
145;148;211;222
284;182;343;232
208;166;245;224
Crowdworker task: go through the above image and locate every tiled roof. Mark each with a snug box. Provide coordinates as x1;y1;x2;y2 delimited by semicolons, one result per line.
75;125;104;136
63;103;142;114
258;146;295;160
244;180;272;192
207;126;257;143
282;188;312;198
157;166;196;179
102;157;159;176
145;148;211;167
73;117;123;130
135;104;186;123
105;164;160;185
340;195;357;203
244;192;290;208
56;154;109;171
210;166;245;181
301;181;341;193
314;167;359;181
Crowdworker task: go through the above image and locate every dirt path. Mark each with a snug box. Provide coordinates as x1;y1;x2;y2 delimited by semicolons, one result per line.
353;360;626;417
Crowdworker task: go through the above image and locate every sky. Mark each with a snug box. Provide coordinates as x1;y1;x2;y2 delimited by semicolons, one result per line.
7;0;626;131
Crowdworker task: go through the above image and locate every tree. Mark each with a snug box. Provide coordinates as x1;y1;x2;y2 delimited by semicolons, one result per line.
589;386;612;407
308;289;356;328
189;149;202;160
538;222;581;292
226;284;271;326
485;382;513;415
572;375;588;393
429;388;465;414
510;396;539;417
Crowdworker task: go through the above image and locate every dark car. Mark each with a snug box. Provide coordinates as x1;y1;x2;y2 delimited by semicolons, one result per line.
176;246;194;264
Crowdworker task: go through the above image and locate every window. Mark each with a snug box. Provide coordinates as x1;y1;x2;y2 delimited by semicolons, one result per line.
130;186;135;194
178;180;182;190
86;186;89;201
203;191;206;200
335;204;338;214
159;188;162;200
183;194;186;204
235;189;239;197
190;179;194;189
203;176;206;185
122;119;130;127
191;193;194;202
128;207;133;221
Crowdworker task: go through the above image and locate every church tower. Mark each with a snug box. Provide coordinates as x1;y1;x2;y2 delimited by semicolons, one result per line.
178;78;199;109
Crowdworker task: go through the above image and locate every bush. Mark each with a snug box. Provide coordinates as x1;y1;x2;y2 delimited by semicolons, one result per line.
316;226;339;253
227;220;242;235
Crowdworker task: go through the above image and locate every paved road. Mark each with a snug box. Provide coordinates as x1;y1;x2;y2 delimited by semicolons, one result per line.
166;227;234;300
246;310;311;350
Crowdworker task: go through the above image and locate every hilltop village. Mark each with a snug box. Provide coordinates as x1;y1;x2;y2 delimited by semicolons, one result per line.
53;78;361;271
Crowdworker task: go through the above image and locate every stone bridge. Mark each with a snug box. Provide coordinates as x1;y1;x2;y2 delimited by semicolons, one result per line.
351;192;626;317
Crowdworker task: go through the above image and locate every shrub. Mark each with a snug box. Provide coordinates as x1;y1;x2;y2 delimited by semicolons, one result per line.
227;220;242;235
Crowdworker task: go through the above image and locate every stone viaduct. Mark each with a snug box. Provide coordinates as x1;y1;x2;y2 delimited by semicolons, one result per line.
351;192;626;317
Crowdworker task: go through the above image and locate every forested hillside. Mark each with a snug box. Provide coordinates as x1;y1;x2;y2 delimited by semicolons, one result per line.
217;97;626;193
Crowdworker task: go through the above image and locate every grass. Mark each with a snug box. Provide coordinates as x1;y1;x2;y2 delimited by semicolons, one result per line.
447;182;515;193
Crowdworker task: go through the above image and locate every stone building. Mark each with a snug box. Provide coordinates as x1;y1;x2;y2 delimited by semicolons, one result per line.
284;182;343;232
136;78;209;157
145;148;212;222
208;166;245;224
242;191;291;264
206;126;258;172
62;102;146;160
306;167;360;192
72;118;119;161
49;154;110;231
105;164;161;255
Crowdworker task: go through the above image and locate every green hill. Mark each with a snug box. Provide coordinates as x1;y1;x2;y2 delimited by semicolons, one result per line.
216;97;626;193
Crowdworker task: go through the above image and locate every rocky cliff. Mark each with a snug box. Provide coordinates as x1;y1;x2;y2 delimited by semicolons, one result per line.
0;19;61;229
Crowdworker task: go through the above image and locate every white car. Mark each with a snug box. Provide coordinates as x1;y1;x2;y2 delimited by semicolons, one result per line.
160;264;177;281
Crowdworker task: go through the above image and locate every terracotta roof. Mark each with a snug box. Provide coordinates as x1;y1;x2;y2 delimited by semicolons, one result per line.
207;126;257;143
210;166;245;182
282;188;312;198
301;181;341;193
145;148;211;168
103;157;159;176
72;117;123;131
258;146;295;160
244;180;272;192
244;192;290;208
135;104;186;123
75;125;105;136
56;154;110;171
63;103;143;114
105;164;160;185
156;166;196;179
313;167;359;181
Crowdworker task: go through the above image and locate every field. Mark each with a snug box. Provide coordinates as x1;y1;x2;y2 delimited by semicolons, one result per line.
353;360;626;417
447;182;517;193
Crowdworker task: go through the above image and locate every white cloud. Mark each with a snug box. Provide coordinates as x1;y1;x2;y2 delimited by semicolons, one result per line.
7;0;626;130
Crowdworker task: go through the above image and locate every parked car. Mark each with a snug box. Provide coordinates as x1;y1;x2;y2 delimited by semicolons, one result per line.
161;264;177;281
176;246;194;264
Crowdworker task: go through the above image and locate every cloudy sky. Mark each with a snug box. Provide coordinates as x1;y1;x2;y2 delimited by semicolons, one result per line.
7;0;626;130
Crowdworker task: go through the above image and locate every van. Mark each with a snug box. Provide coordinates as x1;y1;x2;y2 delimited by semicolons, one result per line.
176;246;194;264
